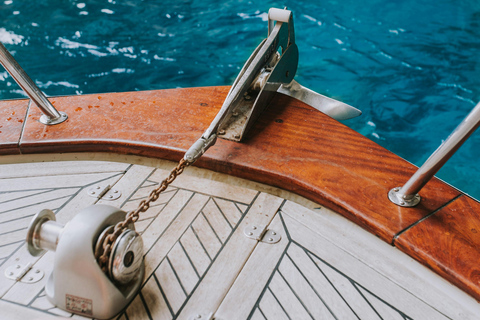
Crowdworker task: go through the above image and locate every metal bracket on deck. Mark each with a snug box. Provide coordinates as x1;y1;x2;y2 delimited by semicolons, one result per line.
244;225;281;244
4;262;44;283
87;184;121;200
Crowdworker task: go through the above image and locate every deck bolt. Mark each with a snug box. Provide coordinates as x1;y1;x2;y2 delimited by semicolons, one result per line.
252;226;257;230
9;272;13;276
96;186;101;189
234;134;241;139
232;112;238;116
90;191;96;195
248;232;253;236
244;94;251;101
114;190;119;193
35;270;40;274
16;265;20;269
268;238;273;241
218;129;225;135
108;195;114;199
271;231;276;235
394;187;400;192
400;201;405;205
28;277;33;281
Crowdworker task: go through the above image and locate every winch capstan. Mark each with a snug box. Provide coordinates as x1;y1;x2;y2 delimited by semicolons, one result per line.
21;7;360;319
26;206;144;319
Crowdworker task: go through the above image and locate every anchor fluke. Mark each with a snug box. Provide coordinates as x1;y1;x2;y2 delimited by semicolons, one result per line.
278;80;361;120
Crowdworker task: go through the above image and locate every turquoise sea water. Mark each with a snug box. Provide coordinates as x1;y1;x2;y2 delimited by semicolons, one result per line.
1;1;479;198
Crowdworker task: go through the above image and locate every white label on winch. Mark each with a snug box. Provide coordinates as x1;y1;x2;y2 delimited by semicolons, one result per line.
66;294;93;316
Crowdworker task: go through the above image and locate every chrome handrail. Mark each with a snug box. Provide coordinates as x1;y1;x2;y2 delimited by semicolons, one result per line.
389;101;480;207
0;42;67;125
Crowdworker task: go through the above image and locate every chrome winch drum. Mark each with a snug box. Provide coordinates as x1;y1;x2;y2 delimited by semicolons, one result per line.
26;205;145;319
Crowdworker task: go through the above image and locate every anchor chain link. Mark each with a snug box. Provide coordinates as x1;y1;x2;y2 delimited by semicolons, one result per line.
96;158;191;273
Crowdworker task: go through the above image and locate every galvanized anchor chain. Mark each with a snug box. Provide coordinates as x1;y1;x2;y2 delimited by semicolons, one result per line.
96;158;192;273
96;130;216;274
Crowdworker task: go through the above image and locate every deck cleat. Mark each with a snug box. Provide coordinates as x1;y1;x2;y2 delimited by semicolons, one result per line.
26;205;144;319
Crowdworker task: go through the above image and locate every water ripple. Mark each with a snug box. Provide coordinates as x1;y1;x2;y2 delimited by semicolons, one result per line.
36;80;80;89
55;38;98;50
237;11;268;21
0;28;23;45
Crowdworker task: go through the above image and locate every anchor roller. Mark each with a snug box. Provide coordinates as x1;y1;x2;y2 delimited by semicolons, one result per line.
185;7;361;162
26;205;144;319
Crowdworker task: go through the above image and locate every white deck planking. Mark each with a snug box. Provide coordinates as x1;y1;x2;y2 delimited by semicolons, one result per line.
0;159;479;320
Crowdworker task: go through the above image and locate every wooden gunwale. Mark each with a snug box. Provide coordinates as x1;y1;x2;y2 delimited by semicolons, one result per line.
1;86;479;301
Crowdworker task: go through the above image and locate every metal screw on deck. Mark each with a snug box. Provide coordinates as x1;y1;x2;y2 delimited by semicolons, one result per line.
389;101;480;207
0;42;67;125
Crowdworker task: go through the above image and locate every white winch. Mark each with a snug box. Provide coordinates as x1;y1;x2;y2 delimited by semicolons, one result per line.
26;206;144;319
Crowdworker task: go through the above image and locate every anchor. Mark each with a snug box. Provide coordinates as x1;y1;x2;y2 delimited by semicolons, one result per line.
184;8;360;163
21;8;360;319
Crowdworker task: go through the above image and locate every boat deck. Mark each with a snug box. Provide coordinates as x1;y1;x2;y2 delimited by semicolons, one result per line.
3;87;480;303
1;159;478;320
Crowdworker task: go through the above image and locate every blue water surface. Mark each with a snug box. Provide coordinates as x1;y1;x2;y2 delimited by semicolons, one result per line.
1;1;479;198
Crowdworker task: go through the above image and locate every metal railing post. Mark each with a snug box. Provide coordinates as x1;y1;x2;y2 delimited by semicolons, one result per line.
389;101;480;207
0;42;67;125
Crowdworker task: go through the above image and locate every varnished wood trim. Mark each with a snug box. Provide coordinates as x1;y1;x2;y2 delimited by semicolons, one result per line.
395;195;480;301
0;99;28;154
2;86;479;300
